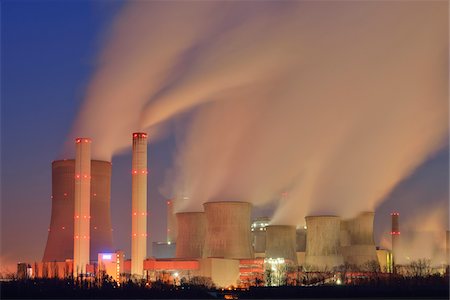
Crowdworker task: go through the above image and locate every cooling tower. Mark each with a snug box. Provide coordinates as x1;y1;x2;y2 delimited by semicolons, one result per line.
167;199;177;243
340;212;379;268
131;132;148;277
73;138;91;276
203;201;253;259
175;212;206;258
265;225;298;264
251;217;270;253
305;216;343;270
296;227;306;252
42;160;113;262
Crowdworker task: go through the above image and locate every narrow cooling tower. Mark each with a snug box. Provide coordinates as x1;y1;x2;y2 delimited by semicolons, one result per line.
341;212;379;268
203;201;253;259
42;160;113;262
265;225;298;265
175;212;205;258
305;216;343;270
167;199;177;244
73;138;91;276
131;132;148;277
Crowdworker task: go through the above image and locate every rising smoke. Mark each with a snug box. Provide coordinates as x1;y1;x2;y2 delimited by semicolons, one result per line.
70;2;448;224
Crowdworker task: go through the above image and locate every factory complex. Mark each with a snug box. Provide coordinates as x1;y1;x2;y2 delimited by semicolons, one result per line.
18;133;449;288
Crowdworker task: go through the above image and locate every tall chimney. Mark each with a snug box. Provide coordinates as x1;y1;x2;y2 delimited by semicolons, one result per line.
390;212;400;268
73;138;91;276
131;132;148;277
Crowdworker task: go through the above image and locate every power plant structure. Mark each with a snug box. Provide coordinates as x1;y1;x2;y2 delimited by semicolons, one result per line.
175;212;206;258
340;212;379;268
131;132;148;277
43;159;113;263
166;199;177;244
37;131;414;287
391;212;400;267
305;215;344;270
203;201;253;259
73;138;92;275
265;225;298;265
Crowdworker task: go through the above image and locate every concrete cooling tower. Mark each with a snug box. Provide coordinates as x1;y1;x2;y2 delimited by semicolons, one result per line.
265;225;298;265
203;201;253;259
175;212;206;258
296;227;307;252
305;216;344;271
42;159;113;262
341;212;379;268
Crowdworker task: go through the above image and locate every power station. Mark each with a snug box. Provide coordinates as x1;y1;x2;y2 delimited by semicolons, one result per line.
37;132;447;287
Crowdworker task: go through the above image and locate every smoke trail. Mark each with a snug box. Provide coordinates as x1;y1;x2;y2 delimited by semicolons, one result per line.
70;1;448;223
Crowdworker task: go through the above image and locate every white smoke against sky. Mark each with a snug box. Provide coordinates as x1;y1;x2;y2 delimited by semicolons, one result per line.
70;1;448;224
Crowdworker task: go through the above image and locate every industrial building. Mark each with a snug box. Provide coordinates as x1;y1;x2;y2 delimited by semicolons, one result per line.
37;132;450;288
42;159;113;263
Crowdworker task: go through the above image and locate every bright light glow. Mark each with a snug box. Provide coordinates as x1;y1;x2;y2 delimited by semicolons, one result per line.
102;254;112;260
336;278;342;285
168;241;171;245
173;272;179;277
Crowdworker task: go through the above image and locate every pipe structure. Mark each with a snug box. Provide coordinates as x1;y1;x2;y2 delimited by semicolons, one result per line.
175;212;206;258
341;212;379;268
42;160;113;263
73;138;91;276
166;199;177;244
131;132;148;277
203;201;253;259
305;215;343;271
265;225;298;265
391;212;400;268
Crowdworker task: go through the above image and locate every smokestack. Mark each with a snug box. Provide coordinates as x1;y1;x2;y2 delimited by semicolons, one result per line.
43;160;113;262
390;212;400;267
131;132;148;277
175;212;206;258
265;225;298;265
203;201;253;259
341;212;379;268
167;199;177;244
73;138;91;276
305;216;343;271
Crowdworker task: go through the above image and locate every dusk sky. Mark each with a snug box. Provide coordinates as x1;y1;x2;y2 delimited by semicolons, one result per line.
1;0;448;273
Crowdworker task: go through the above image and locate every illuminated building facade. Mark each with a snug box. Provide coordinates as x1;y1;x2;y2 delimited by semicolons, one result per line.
98;251;125;282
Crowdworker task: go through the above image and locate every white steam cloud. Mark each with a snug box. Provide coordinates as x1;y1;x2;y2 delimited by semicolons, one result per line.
69;1;448;224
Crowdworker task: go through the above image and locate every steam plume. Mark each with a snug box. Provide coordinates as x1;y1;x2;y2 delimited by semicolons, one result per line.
69;2;448;224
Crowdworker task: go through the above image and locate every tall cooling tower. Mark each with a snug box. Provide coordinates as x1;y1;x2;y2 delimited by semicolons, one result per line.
131;132;148;277
43;160;113;262
73;138;91;275
340;212;379;268
175;212;205;258
265;225;298;264
167;199;177;244
203;201;253;259
305;216;343;270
